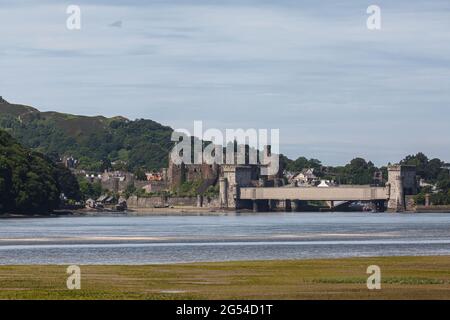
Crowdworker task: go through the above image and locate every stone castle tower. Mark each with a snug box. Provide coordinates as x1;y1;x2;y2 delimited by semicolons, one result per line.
387;165;418;212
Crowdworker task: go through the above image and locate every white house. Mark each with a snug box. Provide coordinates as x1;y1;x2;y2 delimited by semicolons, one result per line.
293;168;318;185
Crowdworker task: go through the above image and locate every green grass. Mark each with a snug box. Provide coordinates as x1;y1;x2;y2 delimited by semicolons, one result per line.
0;256;449;300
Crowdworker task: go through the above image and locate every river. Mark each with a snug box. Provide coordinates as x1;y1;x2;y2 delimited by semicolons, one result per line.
1;212;449;264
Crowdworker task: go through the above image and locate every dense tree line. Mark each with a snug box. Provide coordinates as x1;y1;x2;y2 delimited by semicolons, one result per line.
0;130;80;214
284;152;450;205
284;153;449;188
401;153;450;205
283;155;381;185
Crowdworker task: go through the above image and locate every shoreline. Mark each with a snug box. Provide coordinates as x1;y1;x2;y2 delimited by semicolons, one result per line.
0;207;262;218
1;254;449;265
2;207;450;218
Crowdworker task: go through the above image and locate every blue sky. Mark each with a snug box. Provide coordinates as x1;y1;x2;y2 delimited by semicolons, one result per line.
0;0;449;165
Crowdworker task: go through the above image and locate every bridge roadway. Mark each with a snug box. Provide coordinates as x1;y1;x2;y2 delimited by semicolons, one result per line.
239;186;389;202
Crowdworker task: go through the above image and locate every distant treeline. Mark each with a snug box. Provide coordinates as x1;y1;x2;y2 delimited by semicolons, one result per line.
281;152;450;205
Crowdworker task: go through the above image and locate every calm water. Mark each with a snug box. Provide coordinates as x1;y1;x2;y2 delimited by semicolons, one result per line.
1;212;450;264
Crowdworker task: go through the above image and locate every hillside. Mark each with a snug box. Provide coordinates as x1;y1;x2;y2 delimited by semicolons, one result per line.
0;97;174;171
0;129;61;213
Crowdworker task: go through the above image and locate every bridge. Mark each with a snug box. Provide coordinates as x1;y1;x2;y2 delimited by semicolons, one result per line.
219;165;418;212
239;186;389;212
240;186;388;202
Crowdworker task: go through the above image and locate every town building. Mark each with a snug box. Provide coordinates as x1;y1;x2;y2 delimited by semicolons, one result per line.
292;168;318;186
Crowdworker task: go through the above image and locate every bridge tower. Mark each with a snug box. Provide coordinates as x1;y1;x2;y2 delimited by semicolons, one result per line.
220;165;254;209
387;165;417;212
219;177;228;208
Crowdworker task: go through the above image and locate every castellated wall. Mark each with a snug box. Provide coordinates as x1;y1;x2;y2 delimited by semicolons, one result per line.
168;160;220;190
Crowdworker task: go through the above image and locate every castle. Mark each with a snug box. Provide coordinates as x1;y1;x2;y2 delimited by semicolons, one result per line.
167;145;282;195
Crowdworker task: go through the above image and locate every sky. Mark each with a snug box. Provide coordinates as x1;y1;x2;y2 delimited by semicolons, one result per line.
0;0;449;165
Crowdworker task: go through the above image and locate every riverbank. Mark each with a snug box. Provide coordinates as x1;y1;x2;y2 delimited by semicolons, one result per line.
2;204;450;218
125;206;228;215
0;256;449;299
0;207;240;218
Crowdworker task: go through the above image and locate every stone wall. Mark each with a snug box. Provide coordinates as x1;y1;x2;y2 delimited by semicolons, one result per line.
416;205;450;213
127;195;220;209
101;178;133;193
168;162;185;188
167;152;221;189
134;180;167;193
127;195;165;207
167;196;197;207
202;196;221;208
405;195;416;212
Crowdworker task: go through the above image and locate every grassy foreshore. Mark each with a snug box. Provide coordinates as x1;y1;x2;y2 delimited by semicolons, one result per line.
0;256;449;299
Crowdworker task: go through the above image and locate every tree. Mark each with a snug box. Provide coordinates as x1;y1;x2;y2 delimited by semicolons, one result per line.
343;158;377;185
123;184;137;198
401;153;428;179
0;130;61;214
401;153;447;182
286;156;322;173
134;168;147;181
0;158;12;212
78;179;103;200
53;164;81;201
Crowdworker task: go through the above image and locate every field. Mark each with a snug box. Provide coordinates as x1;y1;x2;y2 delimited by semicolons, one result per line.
0;256;449;299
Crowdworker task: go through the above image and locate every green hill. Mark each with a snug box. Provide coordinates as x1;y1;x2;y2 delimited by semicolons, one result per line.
0;97;174;171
